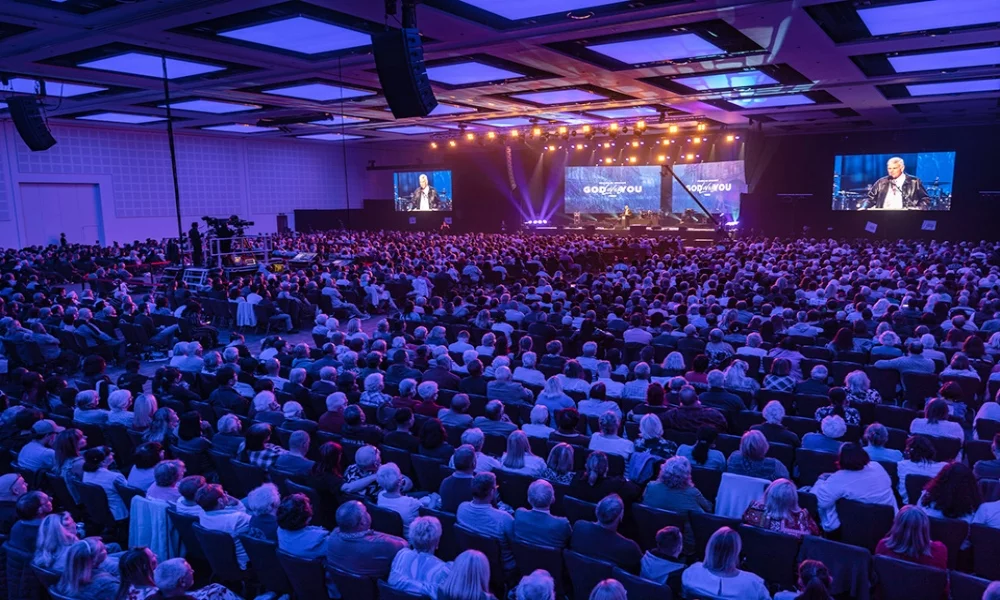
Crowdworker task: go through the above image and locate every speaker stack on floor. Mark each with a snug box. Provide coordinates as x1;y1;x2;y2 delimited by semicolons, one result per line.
7;96;57;151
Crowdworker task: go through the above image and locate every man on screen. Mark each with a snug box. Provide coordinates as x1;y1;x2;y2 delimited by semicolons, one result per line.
863;157;929;210
410;173;440;211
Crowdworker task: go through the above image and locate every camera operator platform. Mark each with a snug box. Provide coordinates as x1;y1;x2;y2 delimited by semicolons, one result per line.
203;215;272;276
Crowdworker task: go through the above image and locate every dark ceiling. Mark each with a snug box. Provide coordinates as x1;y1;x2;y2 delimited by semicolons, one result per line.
0;0;998;144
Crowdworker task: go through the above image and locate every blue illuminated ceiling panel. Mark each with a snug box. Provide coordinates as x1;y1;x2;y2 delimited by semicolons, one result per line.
218;16;370;55
77;112;165;124
298;133;364;141
587;106;659;119
672;70;779;91
906;79;1000;97
426;61;524;85
202;124;277;134
859;0;1000;36
509;89;607;105
888;47;1000;73
78;52;225;78
377;125;448;135
587;33;723;65
430;103;477;116
472;117;536;127
454;0;623;20
555;113;598;124
728;94;815;109
1;78;105;98
161;99;260;114
261;82;375;101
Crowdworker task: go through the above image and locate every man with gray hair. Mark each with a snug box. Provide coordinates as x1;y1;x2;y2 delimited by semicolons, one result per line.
274;430;314;476
595;361;624;398
864;155;929;210
456;473;516;572
514;480;571;548
438;393;474;428
311;365;338;396
447;428;501;472
326;500;407;595
487;366;533;405
569;493;642;572
153;558;199;598
421;355;461;391
622;362;651;400
575;341;600;373
413;380;442;418
795;364;831;396
282;367;311;404
873;341;935;374
698;370;745;411
515;570;557;600
472;400;517;436
261;358;289;387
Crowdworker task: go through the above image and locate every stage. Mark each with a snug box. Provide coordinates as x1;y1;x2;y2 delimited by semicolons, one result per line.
524;224;724;246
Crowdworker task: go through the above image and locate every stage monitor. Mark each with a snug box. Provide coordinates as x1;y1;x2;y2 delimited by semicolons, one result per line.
832;152;955;211
564;166;661;214
669;160;746;221
394;169;453;211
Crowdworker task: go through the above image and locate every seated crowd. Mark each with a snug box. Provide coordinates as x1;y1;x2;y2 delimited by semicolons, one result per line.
3;232;1000;599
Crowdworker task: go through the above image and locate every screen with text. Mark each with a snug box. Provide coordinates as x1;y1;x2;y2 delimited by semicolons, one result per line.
564;166;661;214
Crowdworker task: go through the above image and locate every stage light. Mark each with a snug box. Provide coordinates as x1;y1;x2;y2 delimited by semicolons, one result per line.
693;137;701;144
510;129;519;138
532;127;542;137
685;153;694;160
466;132;475;141
575;144;583;150
543;145;549;151
629;157;637;163
657;154;666;162
448;140;457;147
726;134;735;142
604;158;613;164
487;131;496;140
631;140;639;147
696;122;706;132
430;142;438;149
636;120;646;130
549;145;556;152
603;142;610;148
668;125;679;134
558;126;567;135
582;125;591;134
609;123;618;132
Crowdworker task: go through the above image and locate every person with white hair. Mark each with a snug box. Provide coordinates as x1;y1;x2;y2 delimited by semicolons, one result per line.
594;361;625;398
589;579;628;600
318;392;347;434
622;362;652;400
387;515;452;599
589;412;634;459
512;351;546;387
535;376;575;426
274;430;314;476
576;341;601;374
750;401;801;447
515;569;557;600
727;430;789;481
376;463;434;536
153;558;241;600
74;390;109;424
106;389;134;427
803;415;848;454
360;372;392;407
342;445;384;502
794;364;830;396
682;527;770;599
919;333;947;363
487;365;534;405
722;359;759;395
743;478;821;537
521;404;554;439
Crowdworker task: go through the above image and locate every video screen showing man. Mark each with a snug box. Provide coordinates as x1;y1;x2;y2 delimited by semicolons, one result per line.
861;156;929;210
394;170;453;212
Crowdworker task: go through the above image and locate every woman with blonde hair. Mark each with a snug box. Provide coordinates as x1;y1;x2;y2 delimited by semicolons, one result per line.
661;352;686;377
540;443;575;485
33;512;79;570
633;413;678;459
500;431;545;477
875;505;947;569
682;527;770;599
131;393;158;432
723;359;759;395
54;538;117;600
438;549;495;600
727;430;789;481
142;407;178;447
742;478;819;537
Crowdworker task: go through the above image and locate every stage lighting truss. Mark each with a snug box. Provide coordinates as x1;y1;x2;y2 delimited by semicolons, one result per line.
425;114;721;148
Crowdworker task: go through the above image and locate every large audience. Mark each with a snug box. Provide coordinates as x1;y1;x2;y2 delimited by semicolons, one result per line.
2;231;1000;599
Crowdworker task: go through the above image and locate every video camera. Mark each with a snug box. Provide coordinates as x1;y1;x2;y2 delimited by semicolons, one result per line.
202;215;255;237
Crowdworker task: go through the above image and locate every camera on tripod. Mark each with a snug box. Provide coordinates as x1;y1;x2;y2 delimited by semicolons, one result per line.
203;215;255;237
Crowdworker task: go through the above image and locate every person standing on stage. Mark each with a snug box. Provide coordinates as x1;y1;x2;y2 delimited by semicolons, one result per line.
189;222;202;266
863;157;929;210
622;204;633;228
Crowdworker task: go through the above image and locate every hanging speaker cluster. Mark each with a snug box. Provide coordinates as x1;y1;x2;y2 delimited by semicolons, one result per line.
7;96;57;151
